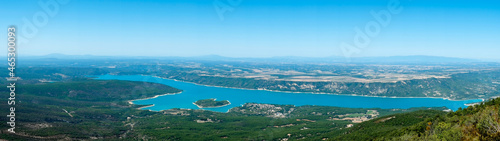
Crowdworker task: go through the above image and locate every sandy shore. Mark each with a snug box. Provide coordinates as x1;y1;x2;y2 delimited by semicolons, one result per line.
128;91;182;109
136;104;155;109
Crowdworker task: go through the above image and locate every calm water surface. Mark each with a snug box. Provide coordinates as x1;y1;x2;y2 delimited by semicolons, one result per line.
95;75;482;112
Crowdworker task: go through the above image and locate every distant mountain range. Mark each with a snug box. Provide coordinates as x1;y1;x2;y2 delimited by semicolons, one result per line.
17;54;494;63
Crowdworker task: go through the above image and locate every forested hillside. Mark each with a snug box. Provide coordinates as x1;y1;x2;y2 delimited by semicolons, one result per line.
332;97;500;140
0;80;181;140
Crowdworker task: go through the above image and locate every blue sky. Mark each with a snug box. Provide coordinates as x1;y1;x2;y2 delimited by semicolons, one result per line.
1;0;499;59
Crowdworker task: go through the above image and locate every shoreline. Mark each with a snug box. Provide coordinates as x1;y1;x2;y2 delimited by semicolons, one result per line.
136;104;155;109
127;91;183;108
149;75;483;102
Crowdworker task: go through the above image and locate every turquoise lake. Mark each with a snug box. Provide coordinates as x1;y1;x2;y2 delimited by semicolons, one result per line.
95;75;483;112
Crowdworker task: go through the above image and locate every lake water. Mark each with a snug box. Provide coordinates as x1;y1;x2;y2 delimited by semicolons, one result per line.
95;75;483;112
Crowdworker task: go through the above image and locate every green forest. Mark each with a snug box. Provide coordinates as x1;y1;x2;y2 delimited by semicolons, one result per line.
1;78;498;140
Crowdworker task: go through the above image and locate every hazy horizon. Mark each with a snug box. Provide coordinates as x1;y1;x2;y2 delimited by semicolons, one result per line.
10;53;500;62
